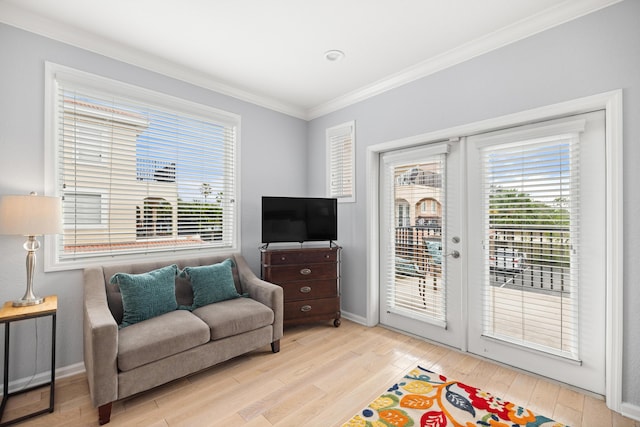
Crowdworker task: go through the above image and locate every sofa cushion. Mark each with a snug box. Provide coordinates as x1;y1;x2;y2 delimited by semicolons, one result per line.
193;298;274;340
118;310;210;372
110;264;179;327
181;258;241;309
102;255;244;324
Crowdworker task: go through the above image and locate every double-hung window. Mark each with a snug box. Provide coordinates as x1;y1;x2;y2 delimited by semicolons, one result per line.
45;63;240;269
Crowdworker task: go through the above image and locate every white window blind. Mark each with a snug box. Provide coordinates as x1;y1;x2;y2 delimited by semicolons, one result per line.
47;64;239;267
480;132;580;360
326;121;355;202
382;143;449;327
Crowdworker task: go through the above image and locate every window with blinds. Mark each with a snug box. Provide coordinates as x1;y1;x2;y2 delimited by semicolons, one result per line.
480;132;580;359
46;63;239;267
326;121;355;202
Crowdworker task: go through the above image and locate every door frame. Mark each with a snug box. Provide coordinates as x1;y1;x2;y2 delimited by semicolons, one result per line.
365;89;623;410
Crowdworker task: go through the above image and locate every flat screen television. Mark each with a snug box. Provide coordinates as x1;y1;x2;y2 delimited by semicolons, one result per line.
262;196;337;244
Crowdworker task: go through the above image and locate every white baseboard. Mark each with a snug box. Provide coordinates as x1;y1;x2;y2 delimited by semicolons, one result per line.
621;402;640;422
341;310;368;326
0;362;85;394
56;361;86;379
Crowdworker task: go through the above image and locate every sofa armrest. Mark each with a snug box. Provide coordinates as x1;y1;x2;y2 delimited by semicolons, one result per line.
234;254;283;341
83;267;119;408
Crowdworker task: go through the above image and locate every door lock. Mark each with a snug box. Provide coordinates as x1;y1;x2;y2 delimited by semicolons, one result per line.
445;250;460;259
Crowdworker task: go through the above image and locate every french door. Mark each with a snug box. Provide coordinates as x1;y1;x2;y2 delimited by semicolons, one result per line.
379;142;463;349
379;111;606;394
466;111;606;394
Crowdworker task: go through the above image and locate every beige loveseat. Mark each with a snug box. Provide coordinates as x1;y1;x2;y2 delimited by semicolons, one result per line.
83;253;283;425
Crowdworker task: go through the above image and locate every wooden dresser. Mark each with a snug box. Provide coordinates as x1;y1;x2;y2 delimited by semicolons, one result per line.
261;246;341;327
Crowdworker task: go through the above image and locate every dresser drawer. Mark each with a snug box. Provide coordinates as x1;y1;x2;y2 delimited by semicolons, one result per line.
264;249;337;265
261;246;341;327
280;279;337;302
265;263;336;283
284;297;340;321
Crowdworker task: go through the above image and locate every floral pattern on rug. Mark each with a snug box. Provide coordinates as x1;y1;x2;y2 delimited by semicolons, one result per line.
342;365;568;427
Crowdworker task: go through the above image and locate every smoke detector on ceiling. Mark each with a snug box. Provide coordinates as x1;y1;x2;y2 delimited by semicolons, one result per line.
324;50;345;62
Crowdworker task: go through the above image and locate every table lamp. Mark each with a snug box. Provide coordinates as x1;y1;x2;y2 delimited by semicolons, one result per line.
0;192;62;306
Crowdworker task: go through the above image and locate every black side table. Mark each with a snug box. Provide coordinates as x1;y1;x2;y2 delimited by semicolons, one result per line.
0;295;57;426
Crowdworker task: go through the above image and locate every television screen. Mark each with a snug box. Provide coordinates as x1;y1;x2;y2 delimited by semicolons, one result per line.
262;197;337;243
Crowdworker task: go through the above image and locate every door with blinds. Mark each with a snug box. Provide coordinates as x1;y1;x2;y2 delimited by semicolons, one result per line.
379;142;464;348
466;111;606;394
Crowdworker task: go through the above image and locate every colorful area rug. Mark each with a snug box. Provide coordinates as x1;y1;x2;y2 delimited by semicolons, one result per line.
342;365;568;427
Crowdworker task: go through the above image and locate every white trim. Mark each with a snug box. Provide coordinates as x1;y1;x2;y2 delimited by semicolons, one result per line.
307;0;623;119
366;147;382;328
366;89;623;410
381;142;450;163
0;362;85;395
340;310;368;326
0;1;621;120
469;119;586;148
0;3;306;120
49;63;241;126
458;136;469;353
55;362;86;379
604;89;624;413
621;402;640;422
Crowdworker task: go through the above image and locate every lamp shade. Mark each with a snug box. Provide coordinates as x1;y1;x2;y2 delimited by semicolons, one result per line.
0;194;63;236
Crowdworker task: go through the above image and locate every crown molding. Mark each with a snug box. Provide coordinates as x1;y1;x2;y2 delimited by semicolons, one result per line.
0;2;308;120
1;0;622;122
306;0;623;120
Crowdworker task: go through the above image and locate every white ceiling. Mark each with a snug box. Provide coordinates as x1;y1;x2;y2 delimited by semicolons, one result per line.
0;0;621;119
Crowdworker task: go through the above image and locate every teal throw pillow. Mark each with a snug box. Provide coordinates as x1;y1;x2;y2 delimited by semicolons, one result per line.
110;264;179;328
181;258;240;309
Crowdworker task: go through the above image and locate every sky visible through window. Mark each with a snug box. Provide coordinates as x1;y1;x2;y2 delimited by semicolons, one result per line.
66;92;227;204
487;139;571;206
135;108;227;203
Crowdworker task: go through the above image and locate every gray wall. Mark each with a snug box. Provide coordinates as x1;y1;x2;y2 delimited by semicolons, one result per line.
307;0;640;407
0;23;307;379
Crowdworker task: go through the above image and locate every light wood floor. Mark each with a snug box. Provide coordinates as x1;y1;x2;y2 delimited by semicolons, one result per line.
5;320;639;427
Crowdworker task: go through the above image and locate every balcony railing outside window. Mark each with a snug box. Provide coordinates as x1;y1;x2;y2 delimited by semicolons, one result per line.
395;225;570;294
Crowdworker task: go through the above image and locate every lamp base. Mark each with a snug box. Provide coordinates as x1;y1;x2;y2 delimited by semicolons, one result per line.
15;236;45;307
13;296;45;307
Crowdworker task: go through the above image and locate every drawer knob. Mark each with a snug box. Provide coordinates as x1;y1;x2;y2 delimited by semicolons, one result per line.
300;286;312;293
300;268;312;275
301;305;312;312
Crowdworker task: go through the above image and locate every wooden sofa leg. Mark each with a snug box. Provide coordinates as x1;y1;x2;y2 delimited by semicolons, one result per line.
99;402;113;425
271;339;280;353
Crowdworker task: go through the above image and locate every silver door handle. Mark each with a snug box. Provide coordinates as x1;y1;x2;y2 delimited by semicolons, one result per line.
445;250;460;259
